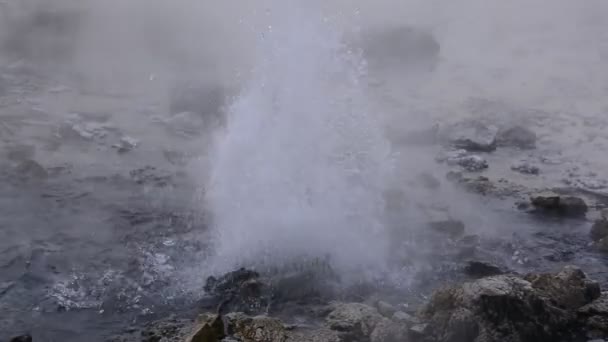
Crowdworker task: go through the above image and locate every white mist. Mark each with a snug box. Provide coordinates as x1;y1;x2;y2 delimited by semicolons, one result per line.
204;1;394;282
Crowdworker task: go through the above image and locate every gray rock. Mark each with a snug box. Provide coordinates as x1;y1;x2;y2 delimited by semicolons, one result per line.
369;318;407;342
439;121;498;152
590;219;608;242
439;150;489;172
511;161;540;175
419;266;599;342
496;125;537;149
530;193;588;217
326;302;383;339
376;301;397;318
392;311;414;323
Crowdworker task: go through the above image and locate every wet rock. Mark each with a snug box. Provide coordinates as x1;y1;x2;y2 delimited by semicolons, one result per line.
438;149;488;171
376;301;397;318
428;220;465;238
530;193;588;217
419;267;590;342
15;159;48;180
496;125;537;149
439;121;498;152
9;335;32;342
511;161;540;175
369;318;407;342
579;293;608;339
232;315;288;342
590;219;608;242
524;266;600;310
202;268;269;315
463;260;503;278
326;302;383;340
392;311;414;324
187;315;225;342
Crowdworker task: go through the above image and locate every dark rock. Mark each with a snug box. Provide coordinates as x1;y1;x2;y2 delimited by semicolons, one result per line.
9;335;32;342
530;193;588;217
439;121;498;152
496;125;537;149
590;219;608;242
202;268;269;315
428;220;465;237
595;237;608;253
579;293;608;339
187;315;225;342
463;261;503;278
392;311;414;324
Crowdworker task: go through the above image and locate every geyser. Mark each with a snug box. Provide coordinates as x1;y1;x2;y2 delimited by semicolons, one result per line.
204;1;394;282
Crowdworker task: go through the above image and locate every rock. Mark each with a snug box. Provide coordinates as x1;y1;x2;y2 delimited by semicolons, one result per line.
439;150;489;172
392;311;414;324
428;220;465;238
579;293;608;339
187;315;225;342
419;266;600;342
202;268;269;315
376;301;397;318
15;159;48;180
530;193;588;217
463;261;503;278
446;172;524;198
326;302;383;340
439;121;498;152
112;136;139;154
590;219;608;242
496;125;537;149
408;323;429;338
524;266;600;310
511;161;540;175
232;315;288;342
369;318;407;342
9;335;32;342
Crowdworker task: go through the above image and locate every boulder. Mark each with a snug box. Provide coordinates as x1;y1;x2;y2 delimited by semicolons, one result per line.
579;293;608;339
326;302;383;341
187;315;225;342
530;193;588;217
418;266;600;342
369;318;408;342
202;268;269;315
376;301;397;318
590;219;608;242
496;126;537;149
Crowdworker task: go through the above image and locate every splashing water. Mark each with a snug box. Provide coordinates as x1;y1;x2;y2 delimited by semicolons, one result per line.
204;1;394;282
